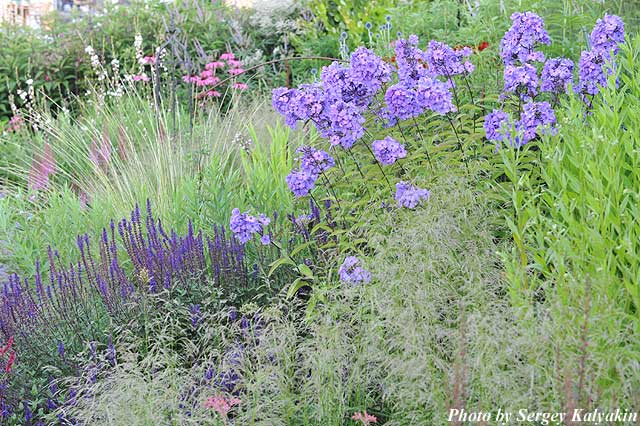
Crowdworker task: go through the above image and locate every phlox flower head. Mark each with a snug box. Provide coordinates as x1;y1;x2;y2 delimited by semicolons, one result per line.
395;35;429;85
415;76;456;114
500;12;550;65
272;87;302;127
383;83;421;125
372;136;407;165
352;411;377;425
484;109;514;144
204;394;241;417
516;101;557;146
541;58;574;94
339;256;372;285
345;47;393;105
589;14;625;57
576;50;612;96
272;85;327;129
324;100;365;149
229;208;270;244
502;64;539;99
425;40;474;77
297;146;335;176
395;181;430;209
286;169;317;197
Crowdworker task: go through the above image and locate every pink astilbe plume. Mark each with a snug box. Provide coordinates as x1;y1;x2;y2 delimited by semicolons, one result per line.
204;394;241;418
352;411;377;425
90;135;112;169
28;143;57;191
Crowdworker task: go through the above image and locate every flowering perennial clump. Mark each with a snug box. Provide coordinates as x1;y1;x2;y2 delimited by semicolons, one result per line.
286;169;317;197
395;181;430;209
229;209;270;244
589;14;625;57
576;50;611;97
372;137;407;165
577;14;624;98
183;51;248;97
541;58;574;94
500;12;550;65
339;256;372;285
425;40;474;78
272;47;391;150
503;64;539;99
486;13;623;148
297;146;335;176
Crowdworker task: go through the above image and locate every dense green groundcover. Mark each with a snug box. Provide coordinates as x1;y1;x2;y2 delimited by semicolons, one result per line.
0;0;639;425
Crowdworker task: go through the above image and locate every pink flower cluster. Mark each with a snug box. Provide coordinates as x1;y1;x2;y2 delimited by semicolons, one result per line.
6;114;23;132
352;411;377;425
182;51;248;97
203;394;241;417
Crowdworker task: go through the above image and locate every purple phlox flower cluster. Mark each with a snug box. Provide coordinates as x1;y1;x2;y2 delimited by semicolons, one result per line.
395;181;430;209
229;209;270;244
286;169;317;197
517;101;557;145
335;47;392;106
372;137;407;165
384;76;455;125
503;64;539;99
576;50;611;96
325;100;366;149
484;109;515;144
589;14;625;57
500;12;550;65
272;47;390;150
541;58;574;94
425;40;474;78
297;146;335;176
484;103;555;148
395;35;429;84
383;83;421;124
577;15;624;98
415;76;456;114
338;256;372;284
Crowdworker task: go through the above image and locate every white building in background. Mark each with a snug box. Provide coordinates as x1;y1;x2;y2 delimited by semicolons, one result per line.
0;0;54;26
0;0;259;27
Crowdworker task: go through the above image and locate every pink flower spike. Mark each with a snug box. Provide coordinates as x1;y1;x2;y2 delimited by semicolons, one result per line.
142;56;157;65
220;52;235;61
352;411;377;425
132;74;150;82
41;143;57;175
233;83;248;90
228;68;245;76
204;395;240;417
